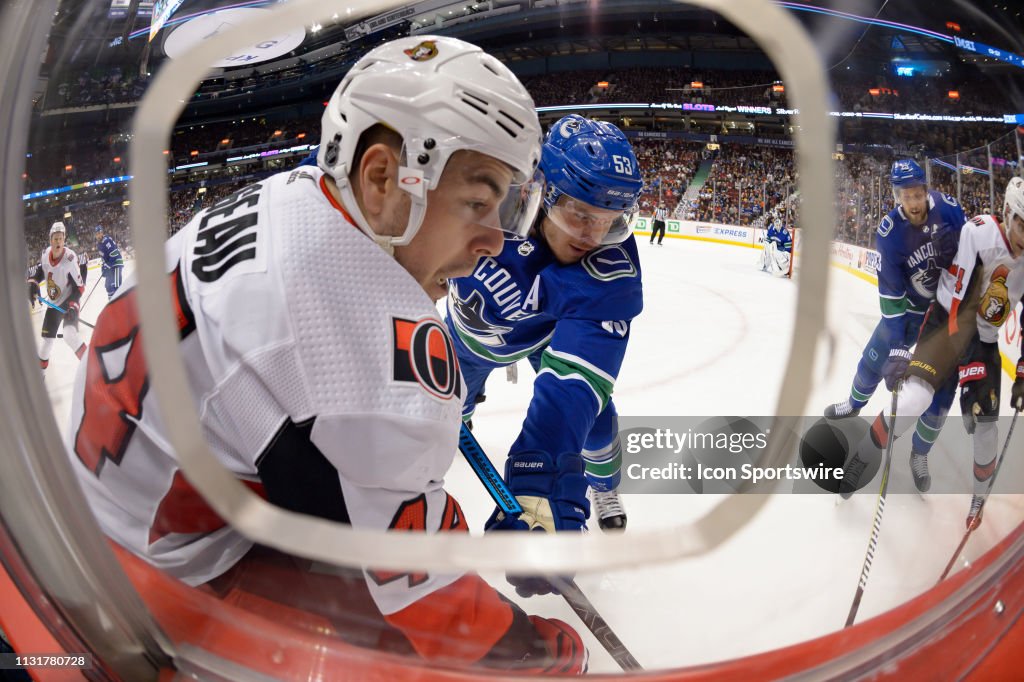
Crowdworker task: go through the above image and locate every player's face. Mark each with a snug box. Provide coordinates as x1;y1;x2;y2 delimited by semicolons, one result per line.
50;232;65;252
1006;212;1024;258
541;196;623;264
896;185;928;226
396;150;510;301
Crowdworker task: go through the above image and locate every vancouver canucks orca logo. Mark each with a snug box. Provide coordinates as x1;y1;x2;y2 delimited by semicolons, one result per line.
559;118;582;139
450;286;512;347
909;257;939;300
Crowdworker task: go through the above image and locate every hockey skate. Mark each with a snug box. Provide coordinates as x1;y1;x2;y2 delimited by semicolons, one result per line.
591;488;627;531
838;452;869;500
824;399;861;419
910;451;930;493
966;494;985;530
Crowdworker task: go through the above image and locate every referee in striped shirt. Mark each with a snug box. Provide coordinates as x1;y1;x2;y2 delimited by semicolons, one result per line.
650;202;668;245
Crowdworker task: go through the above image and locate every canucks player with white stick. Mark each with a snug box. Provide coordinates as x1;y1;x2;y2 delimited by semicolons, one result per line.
825;160;965;492
446;114;643;545
844;177;1024;527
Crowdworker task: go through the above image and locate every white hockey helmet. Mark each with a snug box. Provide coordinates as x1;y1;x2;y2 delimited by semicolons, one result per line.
1003;176;1024;227
317;35;543;250
49;221;66;238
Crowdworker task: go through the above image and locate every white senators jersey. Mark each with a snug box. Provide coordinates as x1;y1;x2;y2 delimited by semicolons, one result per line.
66;167;467;616
32;246;83;306
938;214;1024;343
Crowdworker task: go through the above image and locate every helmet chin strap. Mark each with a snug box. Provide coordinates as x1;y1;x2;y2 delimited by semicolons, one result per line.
331;169;428;259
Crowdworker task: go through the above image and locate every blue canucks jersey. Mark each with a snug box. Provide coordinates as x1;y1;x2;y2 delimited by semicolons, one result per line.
446;233;642;459
767;225;792;253
98;235;123;270
876;189;965;345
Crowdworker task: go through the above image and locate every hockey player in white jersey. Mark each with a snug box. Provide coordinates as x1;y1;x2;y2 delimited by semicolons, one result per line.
66;36;588;673
842;177;1024;527
27;221;87;371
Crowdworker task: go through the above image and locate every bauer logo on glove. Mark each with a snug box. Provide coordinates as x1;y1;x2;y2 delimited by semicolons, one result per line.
958;362;987;383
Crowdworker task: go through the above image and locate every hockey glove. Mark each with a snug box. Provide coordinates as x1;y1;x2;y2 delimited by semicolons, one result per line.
931;222;961;269
486;451;590;533
485;451;589;597
28;281;39;306
881;347;912;391
64;299;80;327
1011;358;1024;412
525;616;588;674
959;355;999;435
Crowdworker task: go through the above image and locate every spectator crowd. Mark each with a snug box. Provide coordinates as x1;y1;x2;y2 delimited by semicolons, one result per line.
23;61;1023;265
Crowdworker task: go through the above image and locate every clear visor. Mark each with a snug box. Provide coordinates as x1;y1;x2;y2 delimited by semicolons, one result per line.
397;140;545;243
546;197;639;247
492;168;545;240
434;166;545;241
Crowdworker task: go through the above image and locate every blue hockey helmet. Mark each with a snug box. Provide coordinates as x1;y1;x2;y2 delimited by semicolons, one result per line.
890;159;926;190
540;114;643;245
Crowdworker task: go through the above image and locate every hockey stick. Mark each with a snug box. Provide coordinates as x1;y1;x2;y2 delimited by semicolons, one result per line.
845;383;901;628
37;296;95;329
79;272;102;309
936;409;1020;584
458;423;522;516
552;576;643;671
457;423;642;671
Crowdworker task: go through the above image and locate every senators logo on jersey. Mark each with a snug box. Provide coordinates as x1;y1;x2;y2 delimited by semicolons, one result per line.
46;272;60;301
980;264;1010;326
392;317;463;401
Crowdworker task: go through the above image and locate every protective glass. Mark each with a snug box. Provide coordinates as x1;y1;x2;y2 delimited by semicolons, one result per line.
545;196;639;246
